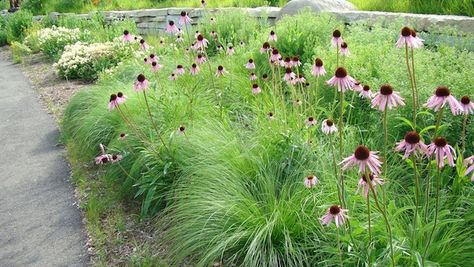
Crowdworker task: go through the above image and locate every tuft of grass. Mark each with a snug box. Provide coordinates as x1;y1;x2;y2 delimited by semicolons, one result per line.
348;0;474;16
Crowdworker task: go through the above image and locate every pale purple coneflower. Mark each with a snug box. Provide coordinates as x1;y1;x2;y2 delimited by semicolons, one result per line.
396;26;422;49
357;173;384;198
326;67;356;92
245;59;256;69
262;74;269;81
292;55;301;67
151;61;163;73
216;45;223;51
168;73;177;81
179;11;192;25
311;58;327;77
252;84;261;94
190;63;200;75
194;31;201;39
427;136;456;168
196;54;207;64
210;31;217;38
118;133;127;140
340;42;350;56
117;92;126;104
210;17;216;24
331;30;343;48
148;54;158;63
411;29;424;48
281;57;292;68
239;40;245;47
305;116;317;126
215;65;228;77
139;39;149;50
178;125;186;134
166;21;179;35
460;96;474;115
360;85;373;99
175;65;185;76
321;119;338;135
195;34;209;49
201;0;206;7
110;154;123;163
395;131;427;159
226;46;235;56
352;81;363;92
341;145;382;174
424;86;462;115
304;175;318;188
143;58;148;64
321;205;348;228
268;30;277;42
108;94;119;111
268;112;274;120
122;30;133;42
464;156;474;181
284;68;296;82
134;74;149;91
296;74;306;84
270;48;281;62
95;154;112;165
371;84;405;111
176;35;184;43
293;99;302;106
249;73;257;81
260;42;271;54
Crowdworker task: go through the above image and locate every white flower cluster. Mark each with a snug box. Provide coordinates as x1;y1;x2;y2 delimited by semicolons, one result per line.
36;26;85;47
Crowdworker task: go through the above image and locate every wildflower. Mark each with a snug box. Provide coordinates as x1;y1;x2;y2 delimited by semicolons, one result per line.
175;65;185;76
305;116;317;126
411;29;424;48
424;86;462;115
118;133;127;140
215;65;228;77
148;54;157;63
194;31;201;39
134;74;149;91
178;125;186;134
268;112;274;120
396;26;423;48
122;30;133;42
110;154;123;163
249;73;257;81
311;58;327;77
321;119;337;135
284;68;296;83
340;42;350;56
331;29;343;48
195;34;209;49
262;74;269;81
95;154;112;164
245;59;256;69
176;35;184;43
252;84;261;94
293;99;302;106
260;42;271;53
151;61;163;73
169;73;177;81
117;92;126;104
341;145;382;174
357;173;384;198
464;156;474;181
268;30;277;42
427;136;456;168
296;74;306;84
395;131;428;159
292;55;301;67
139;39;149;50
210;17;216;23
143;58;148;64
179;11;192;25
304;175;318;188
239;40;245;46
108;94;119;111
326;67;356;92
166;20;179;34
190;63;200;75
321;205;348;228
270;48;281;62
216;45;223;51
196;54;207;64
201;0;206;7
210;31;217;38
460;96;474;115
282;57;292;68
360;85;373;99
226;46;235;56
371;84;405;111
352;81;363;92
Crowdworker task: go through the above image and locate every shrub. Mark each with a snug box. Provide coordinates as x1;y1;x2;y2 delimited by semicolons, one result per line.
5;10;33;43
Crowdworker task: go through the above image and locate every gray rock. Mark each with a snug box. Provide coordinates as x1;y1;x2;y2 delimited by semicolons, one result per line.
279;0;356;18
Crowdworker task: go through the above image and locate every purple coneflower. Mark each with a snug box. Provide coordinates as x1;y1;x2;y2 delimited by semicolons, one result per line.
139;39;149;50
293;99;302;106
168;73;177;81
210;17;216;24
396;26;423;48
166;21;179;35
281;57;292;68
252;84;261;94
249;73;257;81
134;74;149;91
331;29;343;48
95;154;112;165
176;35;184;43
262;74;269;81
305;116;317;126
321;205;348;228
195;34;208;49
260;42;271;53
292;55;301;67
357;173;384;198
117;92;126;104
151;61;163;73
122;30;133;42
304;175;318;188
148;54;157;63
178;125;186;134
110;154;123;163
270;48;281;62
341;145;382;174
284;68;296;82
464;156;474;181
210;31;217;38
410;29;424;48
395;131;427;159
226;46;235;56
460;96;474;115
190;63;200;75
268;30;277;42
296;74;306;84
179;11;192;25
321;119;337;135
360;85;373;99
196;54;207;64
268;112;274;120
427;136;456;168
424;86;462;115
215;65;228;77
352;81;363;92
175;65;185;76
118;133;127;140
239;40;245;46
108;94;119;111
326;67;356;92
245;59;255;69
311;58;326;77
371;84;405;111
340;42;350;56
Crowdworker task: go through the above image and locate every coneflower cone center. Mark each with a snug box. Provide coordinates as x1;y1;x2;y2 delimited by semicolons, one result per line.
169;21;174;26
329;205;341;215
152;62;157;66
248;59;253;63
179;126;185;132
341;42;348;49
401;26;412;37
326;120;334;126
285;68;292;74
252;84;259;88
110;94;117;101
123;30;129;35
117;92;123;97
218;66;223;71
434;137;447;147
192;63;197;68
335;67;347;78
404;131;420;144
308;117;314;122
461;96;470;104
315;58;323;67
333;30;341;38
180;11;186;16
380;84;393;95
363;85;370;91
272;49;279;55
307;175;315;180
435;86;450;97
137;74;146;82
354;145;370;160
197;35;204;41
101;157;108;163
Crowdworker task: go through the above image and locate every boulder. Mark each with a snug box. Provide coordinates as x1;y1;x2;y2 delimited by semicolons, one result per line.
279;0;356;19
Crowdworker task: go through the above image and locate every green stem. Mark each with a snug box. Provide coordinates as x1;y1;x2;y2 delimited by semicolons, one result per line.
142;91;171;155
367;191;372;266
330;135;343;206
462;113;468;156
336;228;344;267
338;90;346;207
411;48;419;110
405;43;417;129
423;166;441;263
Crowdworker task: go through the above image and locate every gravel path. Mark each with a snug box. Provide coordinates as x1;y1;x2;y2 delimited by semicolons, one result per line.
0;58;88;266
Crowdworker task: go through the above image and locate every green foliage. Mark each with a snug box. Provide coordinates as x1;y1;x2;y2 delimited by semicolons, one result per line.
61;10;474;266
4;10;33;43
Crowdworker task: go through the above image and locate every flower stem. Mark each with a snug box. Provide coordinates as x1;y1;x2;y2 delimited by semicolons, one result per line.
462;113;468;156
423;166;441;263
405;43;417;129
411;48;419;109
368;180;395;267
142;91;171;155
412;153;420;247
330;135;343;206
367;191;372;266
338;90;346;207
336;227;344;267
